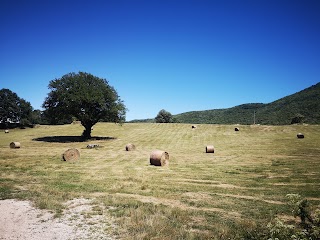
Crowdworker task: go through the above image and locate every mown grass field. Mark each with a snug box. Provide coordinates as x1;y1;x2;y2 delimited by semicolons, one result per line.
0;123;319;239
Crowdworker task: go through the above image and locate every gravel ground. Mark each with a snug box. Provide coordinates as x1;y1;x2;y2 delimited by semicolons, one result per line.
0;198;117;240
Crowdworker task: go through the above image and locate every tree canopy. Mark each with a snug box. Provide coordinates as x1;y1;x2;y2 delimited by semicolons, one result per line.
42;72;126;139
0;88;33;127
155;109;173;123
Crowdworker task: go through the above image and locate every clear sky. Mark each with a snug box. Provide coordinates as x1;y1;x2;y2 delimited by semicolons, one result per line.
1;0;319;121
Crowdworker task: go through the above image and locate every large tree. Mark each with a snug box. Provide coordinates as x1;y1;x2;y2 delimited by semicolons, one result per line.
0;88;33;127
42;72;126;139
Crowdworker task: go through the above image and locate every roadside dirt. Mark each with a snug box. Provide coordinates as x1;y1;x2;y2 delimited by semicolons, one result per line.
0;198;116;240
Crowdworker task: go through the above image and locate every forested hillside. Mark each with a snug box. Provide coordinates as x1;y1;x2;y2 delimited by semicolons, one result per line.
131;82;320;125
174;82;320;125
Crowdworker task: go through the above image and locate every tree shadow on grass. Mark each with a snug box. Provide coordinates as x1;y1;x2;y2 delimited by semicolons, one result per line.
32;136;116;143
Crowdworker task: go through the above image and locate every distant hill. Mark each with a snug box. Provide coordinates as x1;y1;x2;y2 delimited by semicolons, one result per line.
129;82;320;125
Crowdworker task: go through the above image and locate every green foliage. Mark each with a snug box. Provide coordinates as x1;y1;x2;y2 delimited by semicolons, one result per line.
267;218;295;240
0;88;33;127
30;109;45;125
286;194;313;224
43;72;126;139
243;194;320;240
19;118;31;128
291;114;305;124
155;109;173;123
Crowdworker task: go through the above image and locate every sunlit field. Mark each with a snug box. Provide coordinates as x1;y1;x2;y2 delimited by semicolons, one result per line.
1;123;319;239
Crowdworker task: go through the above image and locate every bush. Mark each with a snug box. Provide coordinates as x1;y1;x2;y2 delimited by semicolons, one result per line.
238;194;320;240
19;118;32;129
155;109;173;123
291;114;305;124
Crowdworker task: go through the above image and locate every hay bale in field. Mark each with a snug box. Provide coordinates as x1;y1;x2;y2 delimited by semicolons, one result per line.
297;133;304;139
62;148;80;162
150;150;169;166
4;129;9;133
235;127;240;131
87;144;99;149
192;125;197;129
206;145;214;153
125;143;136;151
10;142;20;149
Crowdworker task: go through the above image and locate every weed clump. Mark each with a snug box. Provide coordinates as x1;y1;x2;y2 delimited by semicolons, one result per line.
238;194;320;240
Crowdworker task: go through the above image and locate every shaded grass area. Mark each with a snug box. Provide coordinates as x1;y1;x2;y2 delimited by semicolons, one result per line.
0;123;319;239
33;136;116;143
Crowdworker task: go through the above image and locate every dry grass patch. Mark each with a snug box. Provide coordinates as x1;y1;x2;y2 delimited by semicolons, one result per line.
1;123;320;239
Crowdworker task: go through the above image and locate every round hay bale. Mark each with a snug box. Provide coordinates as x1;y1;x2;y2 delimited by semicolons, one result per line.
10;142;20;149
235;127;240;131
87;144;99;149
62;148;80;162
297;133;304;139
150;150;169;166
126;143;136;151
206;145;214;153
4;129;9;133
192;125;197;129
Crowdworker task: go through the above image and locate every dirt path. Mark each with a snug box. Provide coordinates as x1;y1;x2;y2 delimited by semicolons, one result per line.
0;198;116;240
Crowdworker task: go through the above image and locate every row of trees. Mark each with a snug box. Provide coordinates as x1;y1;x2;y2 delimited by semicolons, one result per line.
2;70;307;139
1;72;126;139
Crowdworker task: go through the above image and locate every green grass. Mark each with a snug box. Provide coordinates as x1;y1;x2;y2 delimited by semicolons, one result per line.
0;123;320;239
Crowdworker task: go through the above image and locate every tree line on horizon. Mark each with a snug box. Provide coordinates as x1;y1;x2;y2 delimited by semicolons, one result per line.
1;74;320;135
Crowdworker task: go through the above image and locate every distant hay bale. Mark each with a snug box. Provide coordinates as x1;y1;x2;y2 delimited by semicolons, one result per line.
297;133;304;139
87;144;99;149
62;148;80;162
10;142;20;149
150;150;169;166
206;145;214;153
235;127;240;131
4;129;9;133
192;125;197;129
126;143;136;151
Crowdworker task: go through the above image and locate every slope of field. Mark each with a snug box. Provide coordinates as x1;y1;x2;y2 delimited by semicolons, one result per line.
0;123;319;239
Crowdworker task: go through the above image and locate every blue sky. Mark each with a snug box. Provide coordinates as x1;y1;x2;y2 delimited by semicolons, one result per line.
1;0;319;121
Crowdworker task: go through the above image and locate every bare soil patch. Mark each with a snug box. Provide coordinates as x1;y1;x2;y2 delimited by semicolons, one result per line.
0;198;116;240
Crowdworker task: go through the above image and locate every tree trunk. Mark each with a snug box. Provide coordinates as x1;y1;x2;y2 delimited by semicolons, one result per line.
81;122;93;140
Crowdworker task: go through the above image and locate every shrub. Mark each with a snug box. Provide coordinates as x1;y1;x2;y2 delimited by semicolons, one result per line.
238;194;320;240
155;109;173;123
